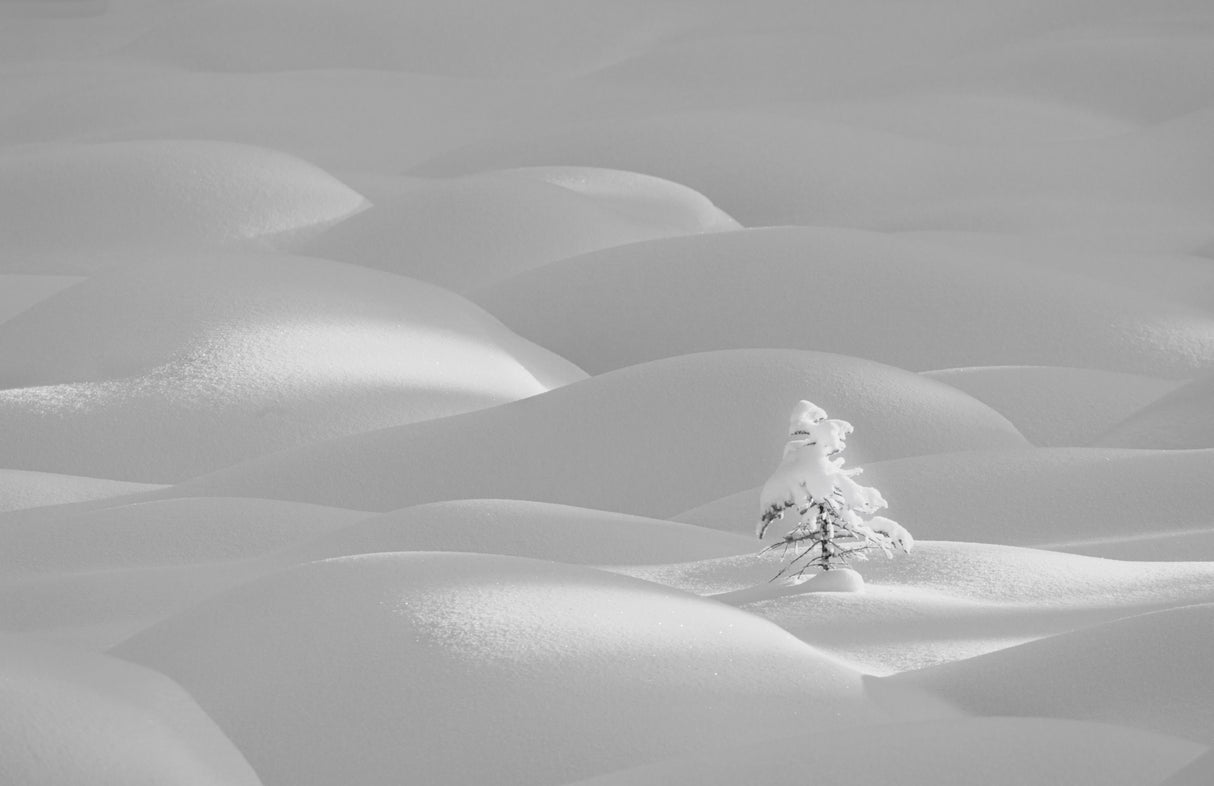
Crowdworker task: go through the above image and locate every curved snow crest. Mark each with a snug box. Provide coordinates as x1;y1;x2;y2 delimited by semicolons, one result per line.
302;166;740;291
111;552;886;786
169;348;1027;515
1095;372;1214;449
472;226;1214;377
277;499;754;566
0;253;585;482
0;469;164;515
0;140;369;274
676;448;1214;561
562;717;1205;786
923;365;1182;447
890;603;1214;744
0;636;262;786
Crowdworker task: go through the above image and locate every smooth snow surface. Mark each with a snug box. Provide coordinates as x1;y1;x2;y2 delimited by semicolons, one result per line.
678;448;1214;560
172;349;1026;514
112;552;889;786
0;140;368;273
0;253;583;481
892;604;1214;743
564;718;1204;786
0;636;262;786
475;227;1214;376
6;1;1214;783
302;168;738;291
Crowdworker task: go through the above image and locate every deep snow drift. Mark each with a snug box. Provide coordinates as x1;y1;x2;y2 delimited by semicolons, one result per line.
4;0;1214;784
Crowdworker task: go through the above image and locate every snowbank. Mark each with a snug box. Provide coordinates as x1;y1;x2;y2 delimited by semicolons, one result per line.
0;140;368;273
0;274;83;325
923;366;1180;446
562;717;1204;786
473;227;1214;376
891;604;1214;743
278;499;753;566
1096;373;1214;449
676;448;1214;560
0;636;261;786
112;552;888;786
0;253;584;481
0;469;163;515
302;167;738;291
171;348;1027;514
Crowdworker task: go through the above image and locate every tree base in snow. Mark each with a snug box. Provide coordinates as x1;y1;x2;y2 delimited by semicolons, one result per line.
798;568;865;593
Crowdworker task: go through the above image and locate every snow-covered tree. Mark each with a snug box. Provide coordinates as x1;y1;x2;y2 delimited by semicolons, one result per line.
756;400;912;582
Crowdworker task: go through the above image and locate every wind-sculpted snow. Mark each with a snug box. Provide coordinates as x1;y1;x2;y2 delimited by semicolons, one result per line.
0;636;262;786
922;366;1181;447
172;349;1027;515
0;274;83;325
278;499;752;566
677;448;1214;561
111;552;888;786
1096;373;1214;450
0;469;162;515
474;227;1214;376
562;717;1204;786
0;253;584;482
891;604;1214;744
0;141;368;273
301;168;739;291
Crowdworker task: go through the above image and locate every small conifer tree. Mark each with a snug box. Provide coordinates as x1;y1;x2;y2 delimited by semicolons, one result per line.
756;400;912;582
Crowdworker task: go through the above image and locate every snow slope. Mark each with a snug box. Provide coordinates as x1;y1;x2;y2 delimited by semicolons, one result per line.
1096;373;1214;449
922;366;1181;447
474;227;1214;376
0;636;262;786
0;469;163;514
276;499;753;566
0;274;83;325
0;140;368;273
170;349;1027;515
301;167;738;291
0;253;584;481
676;448;1214;560
564;717;1205;786
112;552;891;786
891;604;1214;743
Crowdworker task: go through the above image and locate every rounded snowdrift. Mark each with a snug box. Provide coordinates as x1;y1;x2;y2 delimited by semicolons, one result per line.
302;167;738;291
278;499;753;566
173;348;1027;515
473;227;1214;376
0;497;366;576
0;140;368;274
123;0;685;78
1095;372;1214;449
923;365;1180;447
0;274;82;325
676;448;1214;560
0;636;261;786
890;604;1214;743
0;469;162;515
111;552;885;786
0;253;584;482
562;717;1205;786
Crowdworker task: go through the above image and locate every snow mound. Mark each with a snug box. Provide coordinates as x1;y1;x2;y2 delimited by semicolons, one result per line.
111;552;886;786
473;226;1214;376
1096;373;1214;449
0;140;368;273
123;0;684;78
0;469;163;515
0;253;584;482
923;366;1181;447
0;498;365;576
563;717;1204;786
891;604;1214;743
676;448;1214;560
615;541;1214;674
1162;748;1214;786
278;499;753;566
302;168;739;291
0;274;83;325
0;636;261;786
172;349;1027;515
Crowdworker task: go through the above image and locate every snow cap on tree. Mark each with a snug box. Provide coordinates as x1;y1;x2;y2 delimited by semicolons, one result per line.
788;400;828;436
